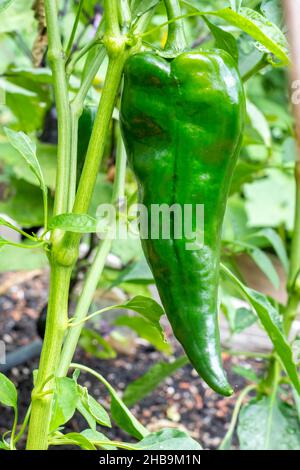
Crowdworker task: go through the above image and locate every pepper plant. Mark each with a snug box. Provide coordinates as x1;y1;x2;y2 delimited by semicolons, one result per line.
0;0;299;451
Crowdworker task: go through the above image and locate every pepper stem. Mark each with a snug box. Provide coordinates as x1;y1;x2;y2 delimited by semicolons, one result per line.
163;0;187;53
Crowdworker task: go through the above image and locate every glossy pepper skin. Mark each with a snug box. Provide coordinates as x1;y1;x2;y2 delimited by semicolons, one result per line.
120;50;245;396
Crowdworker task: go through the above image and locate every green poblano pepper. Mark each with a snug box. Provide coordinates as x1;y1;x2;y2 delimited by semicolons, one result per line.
120;50;245;396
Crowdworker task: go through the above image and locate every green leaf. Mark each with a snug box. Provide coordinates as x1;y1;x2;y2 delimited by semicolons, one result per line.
0;142;57;191
117;295;168;350
0;245;47;272
83;369;148;440
249;247;280;289
50;377;80;432
0;0;34;34
260;0;283;28
244;169;295;231
76;399;96;430
123;356;189;406
0;373;17;408
0;179;46;227
111;258;154;286
247;100;271;149
121;295;165;327
48;213;98;233
222;264;300;395
63;432;96;450
238;396;300;449
233;307;257;334
4;128;46;193
86;394;111;428
79;328;116;360
81;429;117;450
136;428;202;450
131;0;160;17
203;17;239;62
0;0;16;13
110;389;148;439
208;7;290;65
249;228;289;274
77;385;111;429
232;365;259;383
115;315;172;354
0;440;9;449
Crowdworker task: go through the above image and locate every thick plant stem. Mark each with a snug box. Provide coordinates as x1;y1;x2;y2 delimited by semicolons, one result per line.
26;0;73;450
57;126;127;377
57;237;111;377
26;265;72;449
44;0;71;215
68;44;107;210
73;56;127;215
57;48;129;267
164;0;186;52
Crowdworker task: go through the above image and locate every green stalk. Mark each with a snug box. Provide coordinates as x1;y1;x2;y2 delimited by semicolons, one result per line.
105;0;121;37
73;59;126;214
26;265;72;449
164;0;187;52
118;0;131;31
65;0;85;59
57;47;129;266
219;385;256;450
66;38;100;77
26;0;73;449
44;0;71;216
287;162;300;293
57;238;111;376
68;42;107;211
57;127;127;376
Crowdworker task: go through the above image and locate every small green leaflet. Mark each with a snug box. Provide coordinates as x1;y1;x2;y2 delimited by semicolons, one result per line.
71;365;149;440
48;213;98;233
4;128;46;193
4;128;48;226
121;295;165;327
136;428;202;450
117;295;169;350
209;7;290;65
62;433;96;450
249;247;280;289
131;0;160;18
203;17;239;62
123;356;189;406
183;3;290;65
49;377;79;432
248;228;289;274
0;373;17;409
115;316;171;354
77;385;111;428
221;264;300;395
247;100;272;149
81;429;117;450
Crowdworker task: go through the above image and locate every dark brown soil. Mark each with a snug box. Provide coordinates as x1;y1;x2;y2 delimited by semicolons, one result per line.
0;271;263;450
